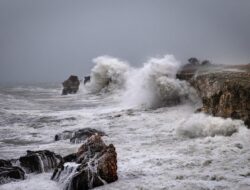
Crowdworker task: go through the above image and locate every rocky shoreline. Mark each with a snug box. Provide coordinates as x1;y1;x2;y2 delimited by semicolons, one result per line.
177;61;250;128
0;131;118;190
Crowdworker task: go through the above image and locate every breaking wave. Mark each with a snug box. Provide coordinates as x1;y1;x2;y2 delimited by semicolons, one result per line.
176;113;244;138
86;56;129;93
86;54;199;108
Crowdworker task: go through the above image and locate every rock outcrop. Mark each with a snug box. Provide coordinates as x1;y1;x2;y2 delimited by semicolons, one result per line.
51;134;118;190
62;75;80;95
177;63;250;128
0;159;25;184
19;150;62;173
54;128;106;143
84;76;91;85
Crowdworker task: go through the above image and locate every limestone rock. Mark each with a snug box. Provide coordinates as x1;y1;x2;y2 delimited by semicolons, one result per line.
19;150;62;173
54;128;106;143
51;134;118;190
62;75;80;95
177;63;250;128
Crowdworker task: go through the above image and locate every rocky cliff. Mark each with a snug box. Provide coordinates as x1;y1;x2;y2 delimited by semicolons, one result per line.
177;63;250;128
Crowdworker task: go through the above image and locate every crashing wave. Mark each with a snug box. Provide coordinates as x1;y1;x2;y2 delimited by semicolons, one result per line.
86;54;199;108
176;113;244;138
86;56;129;93
122;55;199;108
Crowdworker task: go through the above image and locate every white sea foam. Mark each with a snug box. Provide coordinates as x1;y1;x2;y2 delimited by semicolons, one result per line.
86;56;129;93
1;55;250;190
177;113;244;138
86;54;199;108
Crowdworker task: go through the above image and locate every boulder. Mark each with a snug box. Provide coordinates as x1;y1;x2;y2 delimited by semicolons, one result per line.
0;159;12;167
62;75;80;95
51;134;118;190
0;166;25;184
19;150;62;173
177;63;250;128
54;128;106;143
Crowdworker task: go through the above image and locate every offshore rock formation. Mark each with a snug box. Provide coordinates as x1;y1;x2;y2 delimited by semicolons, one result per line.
84;76;91;84
0;159;25;184
177;62;250;128
51;134;118;190
19;150;62;173
62;75;80;95
54;128;106;143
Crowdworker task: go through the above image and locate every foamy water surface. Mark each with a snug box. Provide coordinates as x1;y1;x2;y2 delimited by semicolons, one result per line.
1;55;250;190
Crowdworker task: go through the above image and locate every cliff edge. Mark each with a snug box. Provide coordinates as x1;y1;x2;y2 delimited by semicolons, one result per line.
177;63;250;128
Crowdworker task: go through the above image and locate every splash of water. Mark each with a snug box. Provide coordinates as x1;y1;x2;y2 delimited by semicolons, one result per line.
176;113;244;138
85;54;199;108
86;56;129;93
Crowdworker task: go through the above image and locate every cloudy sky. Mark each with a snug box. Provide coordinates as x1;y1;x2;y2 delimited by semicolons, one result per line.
0;0;250;83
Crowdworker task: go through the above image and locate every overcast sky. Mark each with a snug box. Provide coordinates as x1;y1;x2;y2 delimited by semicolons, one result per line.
0;0;250;83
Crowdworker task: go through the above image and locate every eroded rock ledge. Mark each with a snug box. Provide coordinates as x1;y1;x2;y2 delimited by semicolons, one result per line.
51;134;118;190
177;63;250;128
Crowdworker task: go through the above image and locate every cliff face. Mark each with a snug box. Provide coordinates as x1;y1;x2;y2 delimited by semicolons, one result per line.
177;64;250;128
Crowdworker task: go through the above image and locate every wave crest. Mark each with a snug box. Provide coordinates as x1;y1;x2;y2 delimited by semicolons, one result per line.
87;56;129;93
176;113;243;138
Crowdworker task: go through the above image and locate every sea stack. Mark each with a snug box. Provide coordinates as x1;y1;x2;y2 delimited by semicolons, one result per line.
62;75;80;95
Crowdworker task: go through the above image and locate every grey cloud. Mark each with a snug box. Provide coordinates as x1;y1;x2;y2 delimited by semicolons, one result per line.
0;0;249;83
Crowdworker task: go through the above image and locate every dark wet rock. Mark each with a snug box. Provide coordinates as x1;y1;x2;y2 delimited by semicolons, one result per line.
52;134;118;190
177;63;250;128
188;57;200;65
62;75;80;95
0;166;25;184
84;76;91;84
54;128;106;144
0;159;12;167
19;150;62;173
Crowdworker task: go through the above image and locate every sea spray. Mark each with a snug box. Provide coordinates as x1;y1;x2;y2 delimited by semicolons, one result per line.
122;55;199;108
86;56;129;93
176;113;244;138
86;54;199;108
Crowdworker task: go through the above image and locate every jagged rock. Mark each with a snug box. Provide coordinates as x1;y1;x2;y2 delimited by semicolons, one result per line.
0;166;25;184
0;159;12;167
19;150;62;173
177;63;250;128
51;134;118;190
54;128;106;143
84;76;91;84
188;57;200;65
62;75;80;95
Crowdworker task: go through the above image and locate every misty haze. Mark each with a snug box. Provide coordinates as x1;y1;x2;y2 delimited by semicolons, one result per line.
0;1;250;190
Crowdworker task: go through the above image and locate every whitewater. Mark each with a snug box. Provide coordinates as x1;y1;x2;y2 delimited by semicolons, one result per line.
0;55;250;190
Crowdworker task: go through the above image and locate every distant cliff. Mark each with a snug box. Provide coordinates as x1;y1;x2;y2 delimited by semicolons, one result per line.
177;63;250;128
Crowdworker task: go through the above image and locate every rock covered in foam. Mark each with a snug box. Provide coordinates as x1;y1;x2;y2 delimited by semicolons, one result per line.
0;159;12;167
54;128;106;143
19;150;62;173
51;134;118;190
62;75;80;95
177;62;250;128
0;159;25;184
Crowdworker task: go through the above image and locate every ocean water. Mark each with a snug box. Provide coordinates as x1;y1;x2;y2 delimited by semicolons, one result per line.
1;55;250;190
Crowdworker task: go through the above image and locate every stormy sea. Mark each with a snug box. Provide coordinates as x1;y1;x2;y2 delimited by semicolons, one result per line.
0;55;250;190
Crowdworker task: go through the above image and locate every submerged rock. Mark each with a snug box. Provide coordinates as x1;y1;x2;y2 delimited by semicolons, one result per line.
177;63;250;128
0;166;25;184
84;76;91;84
19;150;62;173
51;134;118;190
0;159;12;167
0;159;25;184
62;75;80;95
54;128;106;143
